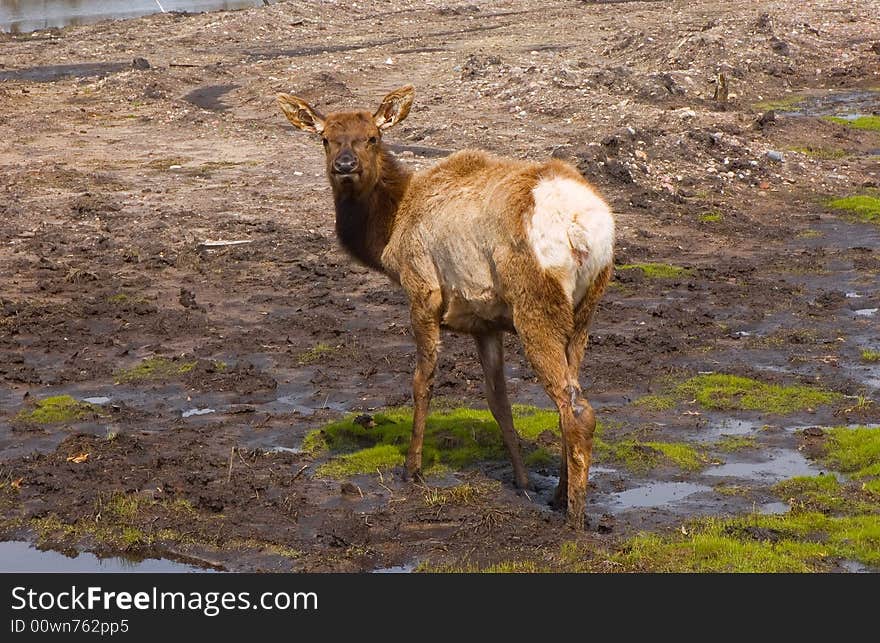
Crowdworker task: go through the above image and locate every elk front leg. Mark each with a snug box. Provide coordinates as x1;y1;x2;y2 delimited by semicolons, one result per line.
475;331;529;489
405;293;441;481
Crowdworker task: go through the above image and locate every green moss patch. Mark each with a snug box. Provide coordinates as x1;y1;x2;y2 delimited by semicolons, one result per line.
524;447;556;467
823;115;880;132
418;560;550;573
614;511;880;572
827;195;880;225
676;373;840;414
316;445;405;478
15;395;100;425
598;440;706;472
304;406;560;478
634;394;677;411
774;474;880;515
715;435;758;452
298;342;336;365
860;349;880;363
114;357;197;383
823;426;880;479
616;262;691;279
636;373;840;414
698;211;723;223
753;95;805;112
788;146;848;160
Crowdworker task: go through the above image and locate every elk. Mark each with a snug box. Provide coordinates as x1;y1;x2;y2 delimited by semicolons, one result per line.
277;86;614;528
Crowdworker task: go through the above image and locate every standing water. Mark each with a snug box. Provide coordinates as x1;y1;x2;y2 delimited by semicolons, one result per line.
0;541;217;572
0;0;265;33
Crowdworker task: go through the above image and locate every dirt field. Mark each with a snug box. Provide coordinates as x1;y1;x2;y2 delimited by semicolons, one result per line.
1;0;879;572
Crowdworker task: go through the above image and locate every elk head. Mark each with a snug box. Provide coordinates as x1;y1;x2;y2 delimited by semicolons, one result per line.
277;86;414;197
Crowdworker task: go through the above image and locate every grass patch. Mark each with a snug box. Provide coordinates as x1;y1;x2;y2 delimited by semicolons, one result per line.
304;406;560;478
634;394;677;411
524;447;556;467
417;560;550;573
316;445;404;478
753;95;805;112
637;373;840;414
298;342;336;364
114;357;197;383
676;373;840;414
827;194;880;225
598;440;706;472
823;426;880;479
698;211;723;223
823;115;880;132
860;348;880;363
788;146;848;160
773;474;880;515
228;539;301;559
714;484;750;497
423;483;485;508
616;262;691;279
715;435;758;452
31;492;208;552
15;395;100;425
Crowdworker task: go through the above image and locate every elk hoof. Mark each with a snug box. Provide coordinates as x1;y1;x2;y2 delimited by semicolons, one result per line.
403;466;423;484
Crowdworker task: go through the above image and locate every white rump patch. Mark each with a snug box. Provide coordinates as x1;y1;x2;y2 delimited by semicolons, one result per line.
528;177;615;304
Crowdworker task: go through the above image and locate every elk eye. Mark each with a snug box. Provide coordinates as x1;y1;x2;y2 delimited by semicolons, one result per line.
322;138;329;148
368;136;378;146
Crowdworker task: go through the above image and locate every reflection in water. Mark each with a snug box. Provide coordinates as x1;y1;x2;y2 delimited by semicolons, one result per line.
0;540;217;573
0;0;264;33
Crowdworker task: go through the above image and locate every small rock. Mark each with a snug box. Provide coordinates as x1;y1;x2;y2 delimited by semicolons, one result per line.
674;107;696;120
353;414;376;429
340;482;360;496
766;150;783;162
803;426;825;437
872;42;880;56
770;36;791;56
756;110;777;129
131;57;151;70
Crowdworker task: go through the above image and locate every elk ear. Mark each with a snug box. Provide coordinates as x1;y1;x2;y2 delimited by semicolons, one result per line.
277;93;325;134
374;85;414;130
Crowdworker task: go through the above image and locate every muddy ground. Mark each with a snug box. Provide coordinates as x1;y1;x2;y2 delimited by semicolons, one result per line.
1;0;879;572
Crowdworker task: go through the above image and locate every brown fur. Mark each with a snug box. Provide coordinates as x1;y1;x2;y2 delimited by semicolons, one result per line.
277;87;614;528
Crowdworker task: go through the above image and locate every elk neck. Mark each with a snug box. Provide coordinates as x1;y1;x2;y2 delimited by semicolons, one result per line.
331;146;410;272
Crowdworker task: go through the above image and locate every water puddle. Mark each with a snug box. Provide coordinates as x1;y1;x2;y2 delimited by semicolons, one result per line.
695;418;764;443
181;407;216;418
265;445;302;455
839;559;872;573
610;481;710;510
0;541;217;573
0;0;264;33
0;62;129;83
371;563;415;573
776;89;880;119
759;502;791;515
82;396;112;405
705;449;820;481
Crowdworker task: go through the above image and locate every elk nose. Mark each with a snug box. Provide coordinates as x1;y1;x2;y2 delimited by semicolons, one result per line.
333;154;359;174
